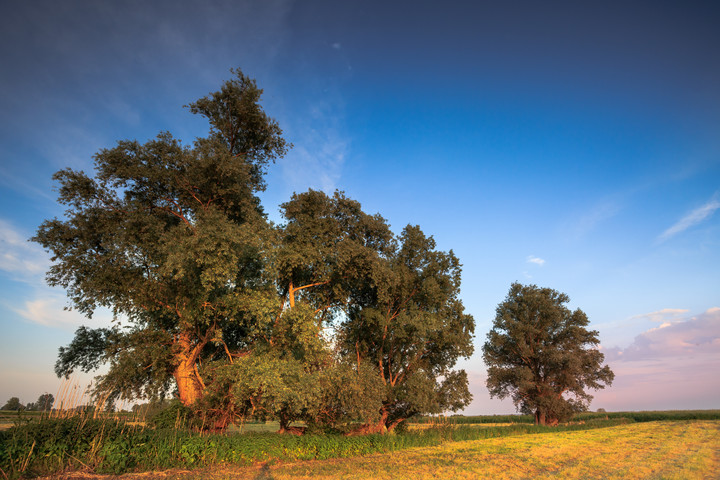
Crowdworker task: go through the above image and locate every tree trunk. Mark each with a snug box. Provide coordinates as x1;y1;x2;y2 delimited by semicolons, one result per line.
174;356;204;406
535;408;546;426
277;414;305;435
386;417;405;432
348;409;389;435
174;331;205;406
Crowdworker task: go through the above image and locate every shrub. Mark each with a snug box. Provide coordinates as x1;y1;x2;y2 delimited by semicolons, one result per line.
147;399;200;430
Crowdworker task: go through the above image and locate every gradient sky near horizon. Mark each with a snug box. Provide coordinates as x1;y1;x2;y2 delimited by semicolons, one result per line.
1;0;718;413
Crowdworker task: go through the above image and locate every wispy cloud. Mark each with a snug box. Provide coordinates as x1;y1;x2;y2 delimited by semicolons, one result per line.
629;308;689;324
0;167;56;204
0;219;50;282
0;218;112;331
658;194;720;242
278;96;348;194
14;296;85;330
285;133;347;193
11;287;119;331
526;255;546;266
570;200;622;239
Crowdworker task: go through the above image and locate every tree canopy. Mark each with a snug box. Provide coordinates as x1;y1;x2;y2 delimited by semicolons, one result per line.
2;397;22;411
482;283;614;425
33;69;475;433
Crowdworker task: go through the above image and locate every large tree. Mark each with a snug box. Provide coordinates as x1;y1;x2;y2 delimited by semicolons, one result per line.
33;69;288;407
483;283;614;425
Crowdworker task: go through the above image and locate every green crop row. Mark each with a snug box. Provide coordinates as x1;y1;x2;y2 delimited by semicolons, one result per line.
574;410;720;422
415;409;720;425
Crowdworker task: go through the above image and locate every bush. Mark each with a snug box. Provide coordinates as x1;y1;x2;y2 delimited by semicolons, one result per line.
147;400;200;430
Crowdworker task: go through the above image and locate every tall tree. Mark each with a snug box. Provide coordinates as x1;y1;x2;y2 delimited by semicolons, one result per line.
341;225;475;432
33;69;288;406
483;283;614;425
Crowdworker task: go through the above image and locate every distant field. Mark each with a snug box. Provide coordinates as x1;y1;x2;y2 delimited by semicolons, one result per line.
40;420;719;479
0;410;43;430
414;409;720;424
0;411;289;433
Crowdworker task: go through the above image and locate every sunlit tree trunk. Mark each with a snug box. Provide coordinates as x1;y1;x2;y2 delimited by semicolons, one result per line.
174;331;205;406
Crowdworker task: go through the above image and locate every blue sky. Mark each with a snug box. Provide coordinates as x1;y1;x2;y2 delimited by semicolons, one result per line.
1;1;718;413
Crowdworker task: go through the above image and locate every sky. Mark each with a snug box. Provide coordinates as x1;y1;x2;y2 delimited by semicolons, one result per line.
0;0;718;413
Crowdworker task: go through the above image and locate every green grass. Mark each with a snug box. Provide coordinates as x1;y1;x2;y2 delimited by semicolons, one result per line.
2;410;719;478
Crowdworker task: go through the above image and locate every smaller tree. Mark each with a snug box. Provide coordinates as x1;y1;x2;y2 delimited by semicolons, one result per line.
483;283;614;425
2;397;22;411
36;393;55;411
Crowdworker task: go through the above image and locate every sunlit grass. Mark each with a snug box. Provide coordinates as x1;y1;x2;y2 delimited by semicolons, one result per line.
166;420;720;480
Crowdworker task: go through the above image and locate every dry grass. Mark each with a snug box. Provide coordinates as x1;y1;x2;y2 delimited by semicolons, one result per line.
263;420;720;480
34;420;720;480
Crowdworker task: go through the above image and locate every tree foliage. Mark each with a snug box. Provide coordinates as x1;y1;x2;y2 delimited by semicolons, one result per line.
482;283;614;425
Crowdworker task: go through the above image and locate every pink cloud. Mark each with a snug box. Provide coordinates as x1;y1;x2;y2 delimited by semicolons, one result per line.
595;307;720;411
605;307;720;362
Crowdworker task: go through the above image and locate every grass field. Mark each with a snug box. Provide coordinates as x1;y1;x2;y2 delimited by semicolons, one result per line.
30;420;719;479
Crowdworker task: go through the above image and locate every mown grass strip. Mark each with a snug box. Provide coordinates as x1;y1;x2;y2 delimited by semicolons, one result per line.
265;420;720;480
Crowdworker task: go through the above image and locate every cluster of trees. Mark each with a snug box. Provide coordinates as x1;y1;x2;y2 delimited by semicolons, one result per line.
33;70;475;433
2;394;55;412
34;69;614;431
